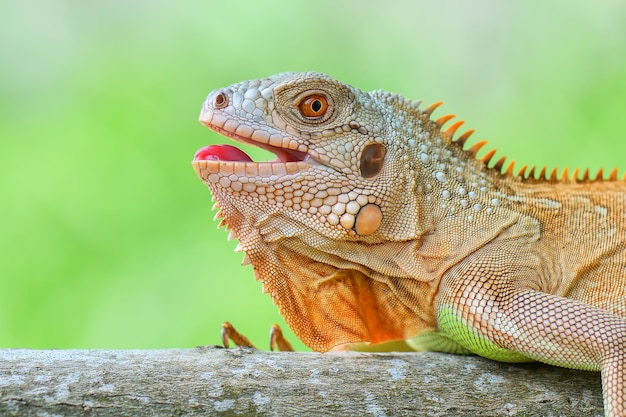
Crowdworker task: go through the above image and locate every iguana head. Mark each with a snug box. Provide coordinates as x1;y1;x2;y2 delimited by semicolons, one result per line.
192;72;467;351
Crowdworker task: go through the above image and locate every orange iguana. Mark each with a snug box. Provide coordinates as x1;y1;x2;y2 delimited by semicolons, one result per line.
192;72;625;416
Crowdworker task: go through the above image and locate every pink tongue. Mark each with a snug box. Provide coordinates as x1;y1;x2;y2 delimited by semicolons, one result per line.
194;144;253;162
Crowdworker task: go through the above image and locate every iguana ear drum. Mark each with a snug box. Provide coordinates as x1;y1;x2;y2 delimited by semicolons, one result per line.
360;143;385;178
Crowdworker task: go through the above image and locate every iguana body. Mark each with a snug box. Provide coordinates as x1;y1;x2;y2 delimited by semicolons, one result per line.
192;72;626;416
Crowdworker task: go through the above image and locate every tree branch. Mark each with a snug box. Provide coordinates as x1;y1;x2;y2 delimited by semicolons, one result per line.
0;348;602;416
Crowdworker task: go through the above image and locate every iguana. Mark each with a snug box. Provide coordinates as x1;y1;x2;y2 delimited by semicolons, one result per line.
192;72;625;416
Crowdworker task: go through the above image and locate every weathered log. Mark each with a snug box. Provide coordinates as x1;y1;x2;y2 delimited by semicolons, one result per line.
0;348;602;416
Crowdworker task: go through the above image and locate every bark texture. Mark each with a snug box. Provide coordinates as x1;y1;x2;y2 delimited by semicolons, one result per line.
0;348;603;416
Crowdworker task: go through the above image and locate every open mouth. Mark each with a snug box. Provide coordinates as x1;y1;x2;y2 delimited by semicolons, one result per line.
193;125;309;164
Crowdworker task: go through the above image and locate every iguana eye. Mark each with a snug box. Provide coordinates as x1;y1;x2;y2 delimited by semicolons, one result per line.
360;144;385;178
298;94;328;118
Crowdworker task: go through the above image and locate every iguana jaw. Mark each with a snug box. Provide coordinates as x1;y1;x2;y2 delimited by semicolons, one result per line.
193;119;313;180
194;123;310;164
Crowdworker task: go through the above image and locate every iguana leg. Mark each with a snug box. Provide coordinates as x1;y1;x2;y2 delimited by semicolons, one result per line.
220;321;294;351
439;270;626;417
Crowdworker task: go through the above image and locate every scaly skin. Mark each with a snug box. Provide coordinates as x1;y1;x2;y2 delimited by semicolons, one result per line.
192;72;626;416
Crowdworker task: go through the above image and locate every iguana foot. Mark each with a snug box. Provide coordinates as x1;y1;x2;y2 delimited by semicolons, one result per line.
269;324;294;351
220;321;294;351
221;321;255;348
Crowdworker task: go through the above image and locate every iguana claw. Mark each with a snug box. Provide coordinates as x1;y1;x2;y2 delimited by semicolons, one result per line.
220;321;294;351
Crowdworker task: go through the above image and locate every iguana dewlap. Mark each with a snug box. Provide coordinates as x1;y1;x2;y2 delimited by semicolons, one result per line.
192;72;625;416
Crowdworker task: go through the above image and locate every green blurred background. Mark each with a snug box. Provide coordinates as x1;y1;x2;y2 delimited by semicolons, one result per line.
1;1;625;350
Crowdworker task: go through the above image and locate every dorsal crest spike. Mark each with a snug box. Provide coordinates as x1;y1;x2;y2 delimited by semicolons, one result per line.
518;164;528;178
549;167;559;182
505;161;516;176
467;140;488;156
528;166;537;179
610;168;618;181
572;167;580;181
539;166;547;179
561;167;569;181
480;148;497;164
444;120;465;140
423;101;443;116
435;114;455;127
493;156;507;172
595;168;604;181
583;168;590;181
454;129;475;147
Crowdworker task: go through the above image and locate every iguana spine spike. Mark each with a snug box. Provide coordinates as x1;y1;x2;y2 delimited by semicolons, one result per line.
561;167;569;181
539;166;547;179
423;101;443;116
435;114;455;127
596;168;604;181
518;164;528;178
528;166;537;179
454;129;475;147
572;167;580;181
467;140;489;156
610;168;618;181
549;167;559;182
505;161;516;176
583;167;590;181
444;120;465;140
493;156;507;172
480;148;497;164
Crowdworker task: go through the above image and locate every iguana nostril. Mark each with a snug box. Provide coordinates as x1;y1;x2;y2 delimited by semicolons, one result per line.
214;91;228;108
